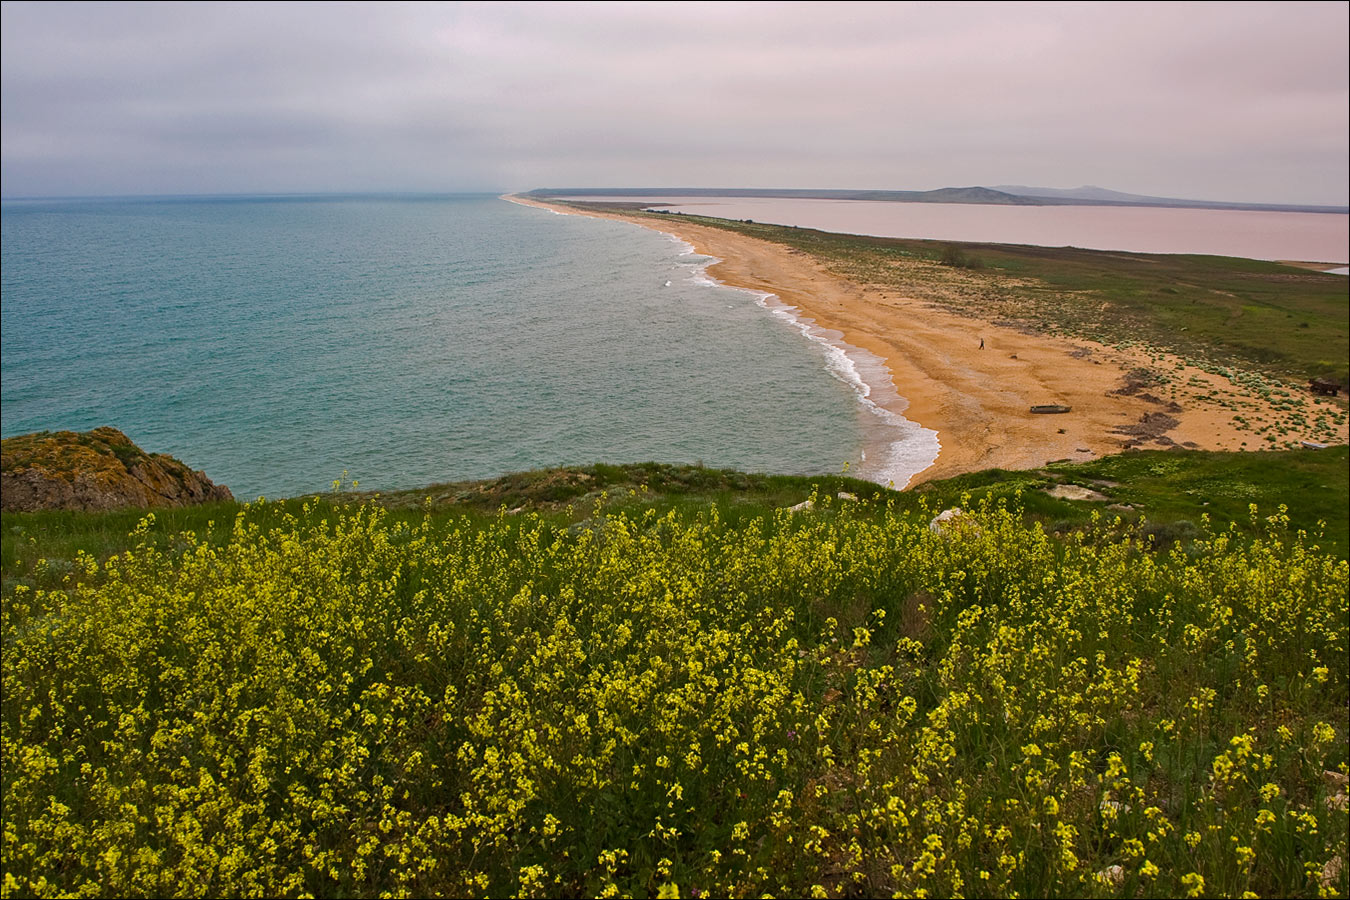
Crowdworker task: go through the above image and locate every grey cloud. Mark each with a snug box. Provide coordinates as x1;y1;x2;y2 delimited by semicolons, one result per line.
2;1;1346;203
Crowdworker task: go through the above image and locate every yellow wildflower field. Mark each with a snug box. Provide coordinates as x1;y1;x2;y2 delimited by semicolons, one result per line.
3;497;1346;898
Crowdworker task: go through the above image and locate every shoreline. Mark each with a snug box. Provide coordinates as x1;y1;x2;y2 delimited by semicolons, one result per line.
508;194;1349;485
507;194;940;486
749;292;942;488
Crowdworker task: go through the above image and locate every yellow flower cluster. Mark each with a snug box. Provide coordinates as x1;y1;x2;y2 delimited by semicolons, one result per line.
2;496;1345;897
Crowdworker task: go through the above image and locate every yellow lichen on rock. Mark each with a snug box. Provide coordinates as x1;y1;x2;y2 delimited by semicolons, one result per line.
1;427;232;511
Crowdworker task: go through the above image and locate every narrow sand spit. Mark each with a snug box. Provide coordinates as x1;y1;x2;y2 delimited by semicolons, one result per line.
510;196;1347;485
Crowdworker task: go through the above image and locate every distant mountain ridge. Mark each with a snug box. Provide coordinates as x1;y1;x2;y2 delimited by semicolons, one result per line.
991;184;1348;213
991;184;1175;203
527;186;1347;215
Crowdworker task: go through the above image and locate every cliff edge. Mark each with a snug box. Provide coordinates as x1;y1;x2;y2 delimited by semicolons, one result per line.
1;427;234;512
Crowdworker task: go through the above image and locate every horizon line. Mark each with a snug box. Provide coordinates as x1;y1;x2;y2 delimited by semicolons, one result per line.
3;186;1347;212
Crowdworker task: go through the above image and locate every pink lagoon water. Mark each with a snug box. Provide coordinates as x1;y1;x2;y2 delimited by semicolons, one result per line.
603;197;1348;264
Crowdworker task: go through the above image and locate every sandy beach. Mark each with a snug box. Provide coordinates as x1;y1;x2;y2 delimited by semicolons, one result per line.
511;196;1348;485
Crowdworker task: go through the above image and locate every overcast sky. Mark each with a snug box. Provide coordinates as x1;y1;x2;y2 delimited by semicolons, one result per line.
2;1;1347;204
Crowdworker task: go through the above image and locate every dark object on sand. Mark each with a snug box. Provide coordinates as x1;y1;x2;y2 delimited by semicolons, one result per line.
1030;404;1072;414
1309;379;1339;396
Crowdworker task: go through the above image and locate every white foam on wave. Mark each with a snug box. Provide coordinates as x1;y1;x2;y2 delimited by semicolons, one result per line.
751;292;941;489
664;236;940;488
516;199;942;488
668;234;698;255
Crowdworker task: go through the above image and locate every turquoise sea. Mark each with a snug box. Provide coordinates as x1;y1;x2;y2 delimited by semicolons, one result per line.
1;194;934;498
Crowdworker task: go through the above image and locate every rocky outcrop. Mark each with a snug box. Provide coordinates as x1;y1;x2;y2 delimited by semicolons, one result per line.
1;427;233;512
1043;484;1109;502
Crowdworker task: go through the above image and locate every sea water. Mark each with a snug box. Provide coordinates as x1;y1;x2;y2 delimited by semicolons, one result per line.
1;194;934;498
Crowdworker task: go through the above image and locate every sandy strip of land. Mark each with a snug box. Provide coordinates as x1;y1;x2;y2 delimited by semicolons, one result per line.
1278;260;1350;273
509;196;1344;485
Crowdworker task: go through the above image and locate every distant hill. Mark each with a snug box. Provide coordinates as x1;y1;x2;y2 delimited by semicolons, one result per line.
992;184;1177;203
992;184;1347;214
528;186;1347;214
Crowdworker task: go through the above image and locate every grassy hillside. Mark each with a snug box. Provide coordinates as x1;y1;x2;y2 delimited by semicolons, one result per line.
585;205;1350;387
6;448;1347;584
3;450;1347;898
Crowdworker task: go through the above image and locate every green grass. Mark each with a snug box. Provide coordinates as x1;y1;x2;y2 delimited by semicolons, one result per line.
7;448;1347;596
912;445;1350;557
0;467;878;592
578;205;1349;386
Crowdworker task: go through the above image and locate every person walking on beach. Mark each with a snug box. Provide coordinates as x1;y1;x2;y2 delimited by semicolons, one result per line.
979;338;984;350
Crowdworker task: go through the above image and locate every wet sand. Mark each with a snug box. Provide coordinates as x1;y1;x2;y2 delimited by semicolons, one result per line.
510;196;1348;485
